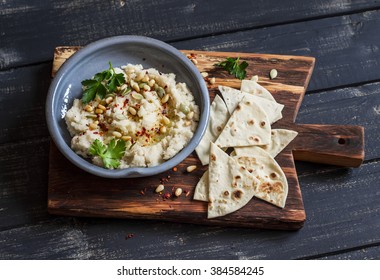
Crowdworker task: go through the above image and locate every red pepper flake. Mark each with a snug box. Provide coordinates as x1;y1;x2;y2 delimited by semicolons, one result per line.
164;85;168;89
184;189;191;197
93;131;99;134
123;99;129;107
163;192;171;200
140;190;145;196
167;175;171;179
172;167;178;172
126;233;134;239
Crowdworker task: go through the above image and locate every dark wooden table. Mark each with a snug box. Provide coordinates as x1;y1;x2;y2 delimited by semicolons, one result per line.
1;0;379;260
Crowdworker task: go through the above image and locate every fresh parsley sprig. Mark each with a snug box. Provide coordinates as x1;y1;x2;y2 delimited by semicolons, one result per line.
89;139;126;169
215;57;248;80
81;62;126;103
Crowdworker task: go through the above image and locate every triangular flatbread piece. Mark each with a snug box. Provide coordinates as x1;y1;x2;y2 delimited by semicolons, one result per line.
241;79;276;102
218;85;284;124
215;96;271;147
193;170;209;202
195;95;229;165
235;129;298;158
234;147;288;208
208;143;259;218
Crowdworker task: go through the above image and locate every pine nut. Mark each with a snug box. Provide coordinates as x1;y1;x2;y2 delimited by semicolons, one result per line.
160;126;167;134
105;96;113;104
89;123;97;130
148;79;156;87
107;118;113;124
141;75;149;83
112;131;122;138
155;184;164;193
128;107;137;115
130;81;140;92
135;71;144;81
143;84;151;91
162;116;171;125
186;165;197;173
186;111;194;120
174;188;183;197
84;105;93;112
201;72;208;78
97;104;106;111
131;92;144;100
95;108;103;114
209;77;216;84
184;120;192;126
121;136;132;141
161;94;170;103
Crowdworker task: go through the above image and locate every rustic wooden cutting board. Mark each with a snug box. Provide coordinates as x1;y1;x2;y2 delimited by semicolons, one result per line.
48;47;364;230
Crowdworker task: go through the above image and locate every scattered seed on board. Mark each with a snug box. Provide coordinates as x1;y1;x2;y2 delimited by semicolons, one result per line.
209;77;216;84
269;69;278;80
201;72;209;78
155;184;165;193
186;165;197;173
174;188;183;197
190;58;198;65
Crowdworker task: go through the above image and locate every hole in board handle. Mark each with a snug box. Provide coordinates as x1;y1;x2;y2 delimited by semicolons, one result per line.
338;138;346;145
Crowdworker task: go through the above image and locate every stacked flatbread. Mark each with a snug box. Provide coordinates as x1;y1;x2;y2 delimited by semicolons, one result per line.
194;79;298;218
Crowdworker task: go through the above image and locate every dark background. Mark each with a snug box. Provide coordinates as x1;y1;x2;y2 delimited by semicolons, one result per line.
0;0;379;259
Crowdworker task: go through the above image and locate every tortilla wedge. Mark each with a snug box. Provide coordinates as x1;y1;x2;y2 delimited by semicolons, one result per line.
193;170;209;202
234;147;288;208
208;143;259;218
240;79;276;102
215;95;271;147
235;129;298;158
195;94;229;165
218;85;284;124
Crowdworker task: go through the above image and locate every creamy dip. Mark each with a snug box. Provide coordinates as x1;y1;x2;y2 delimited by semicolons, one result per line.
65;64;199;168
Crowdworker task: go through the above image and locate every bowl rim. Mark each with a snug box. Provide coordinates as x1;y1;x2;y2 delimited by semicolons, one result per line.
46;35;210;178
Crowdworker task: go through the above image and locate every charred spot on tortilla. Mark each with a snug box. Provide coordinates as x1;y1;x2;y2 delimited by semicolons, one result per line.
273;182;283;192
236;105;241;111
217;126;222;132
248;168;253;173
223;191;229;196
260;121;266;127
270;172;277;179
248;119;254;125
235;175;241;180
211;153;216;161
233;190;243;200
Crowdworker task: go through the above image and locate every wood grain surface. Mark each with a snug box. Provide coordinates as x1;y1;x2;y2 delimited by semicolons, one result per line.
47;47;363;230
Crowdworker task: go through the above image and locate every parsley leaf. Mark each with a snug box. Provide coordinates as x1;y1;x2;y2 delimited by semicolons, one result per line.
81;62;126;104
215;57;248;80
89;139;126;169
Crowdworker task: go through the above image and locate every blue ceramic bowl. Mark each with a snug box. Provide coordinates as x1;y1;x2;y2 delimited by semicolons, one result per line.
46;35;209;178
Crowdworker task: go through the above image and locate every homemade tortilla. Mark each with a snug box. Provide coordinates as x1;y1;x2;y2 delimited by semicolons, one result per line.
218;85;284;124
234;147;288;208
241;79;276;102
195;95;229;165
215;95;271;147
235;129;298;158
193;170;209;202
208;143;259;218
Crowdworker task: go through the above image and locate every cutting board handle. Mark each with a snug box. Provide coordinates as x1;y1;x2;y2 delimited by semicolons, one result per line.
292;124;364;167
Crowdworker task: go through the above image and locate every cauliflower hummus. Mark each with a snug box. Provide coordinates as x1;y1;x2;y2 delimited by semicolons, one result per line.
65;64;199;169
